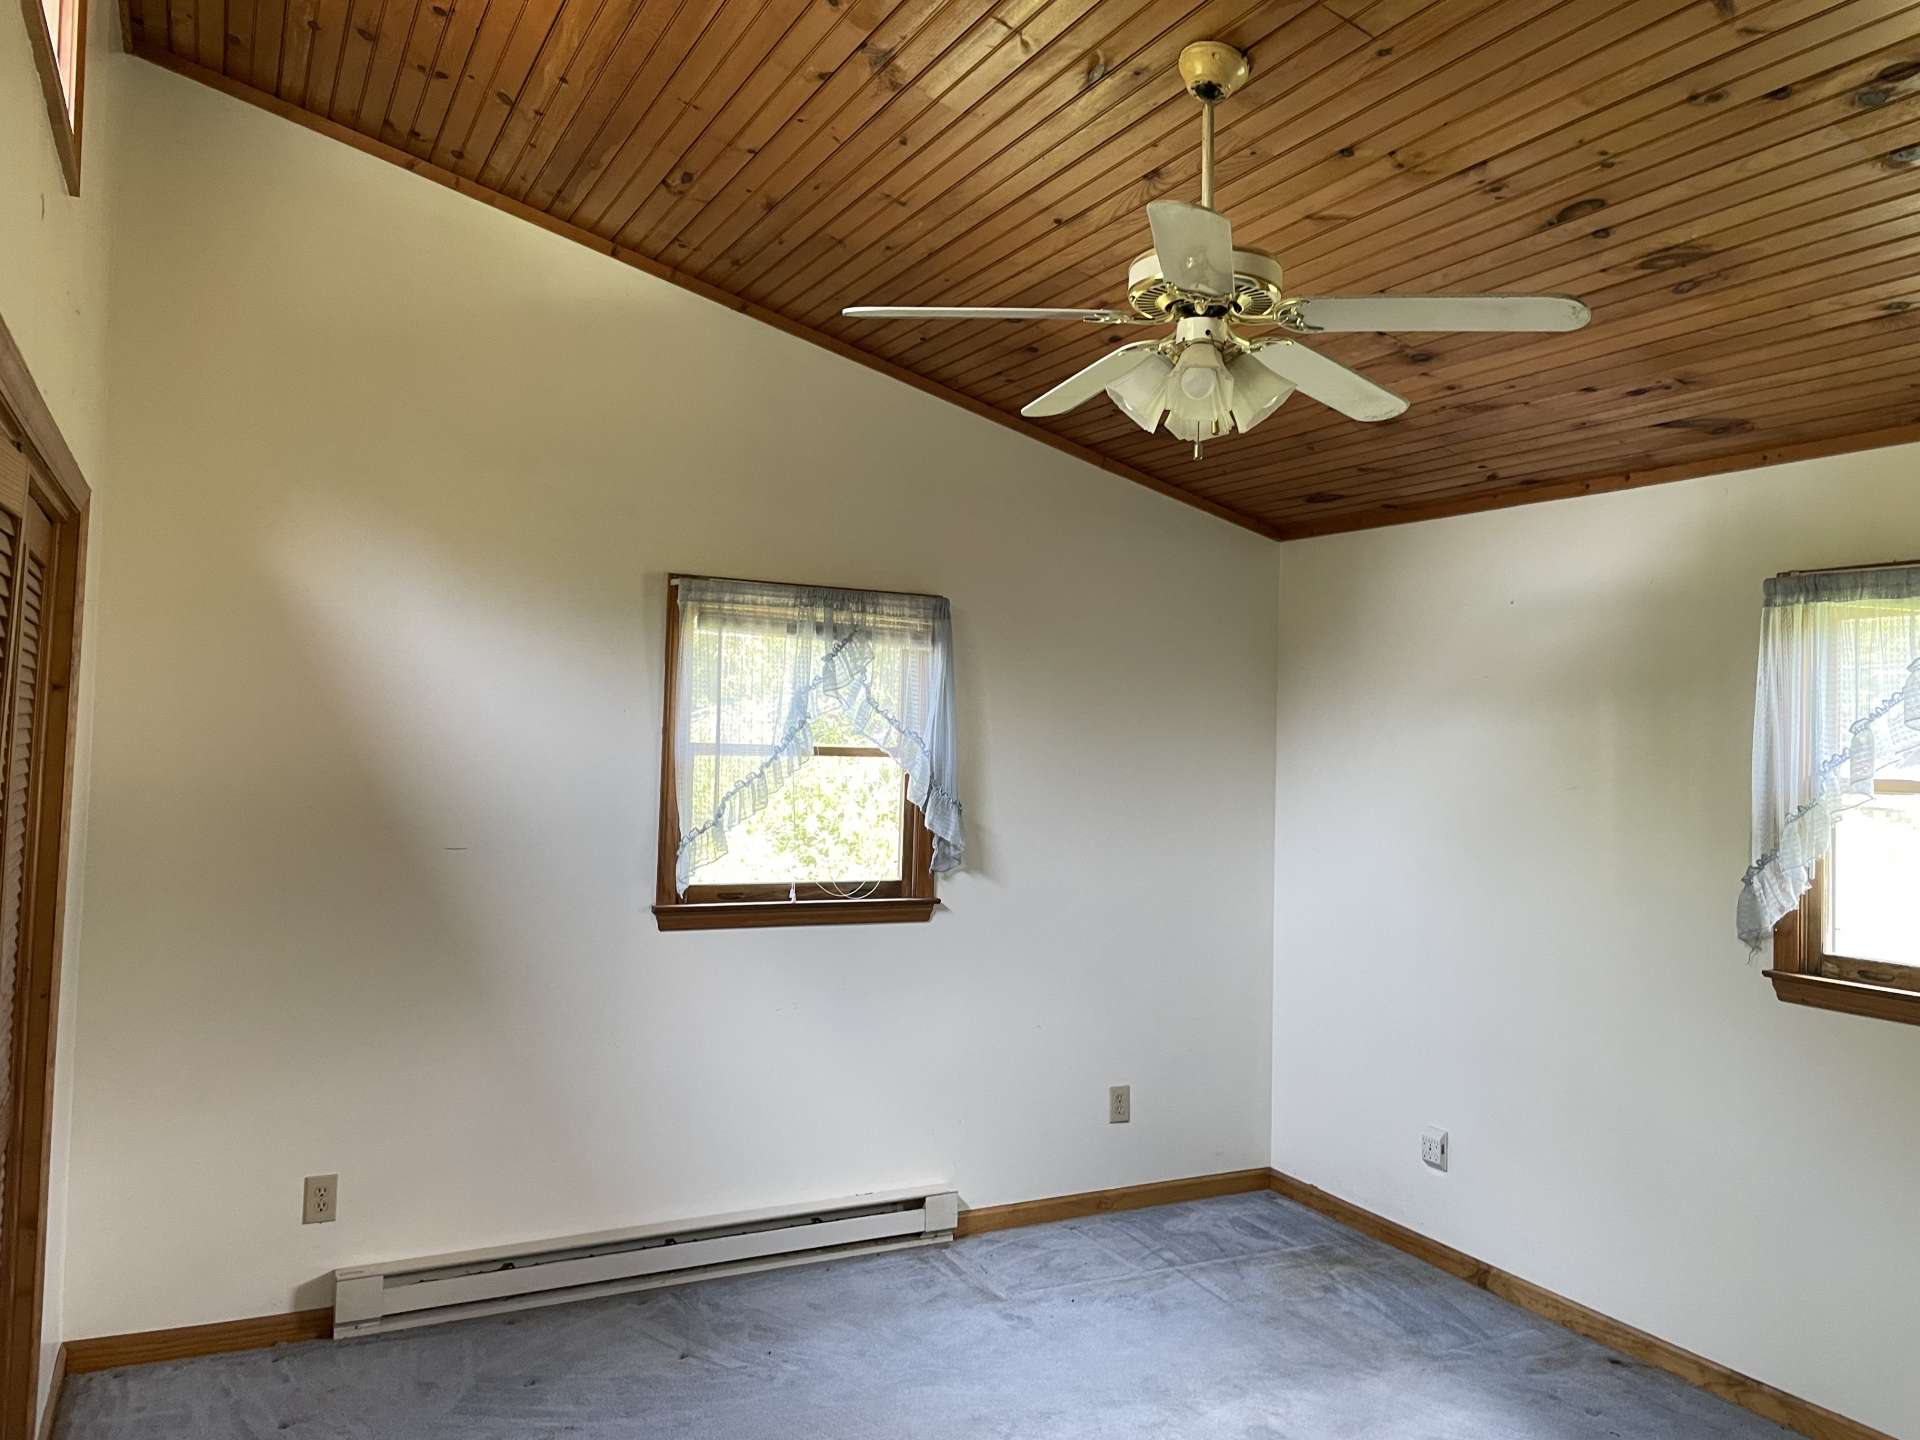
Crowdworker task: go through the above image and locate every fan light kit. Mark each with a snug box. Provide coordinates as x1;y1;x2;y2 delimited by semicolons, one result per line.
843;41;1592;459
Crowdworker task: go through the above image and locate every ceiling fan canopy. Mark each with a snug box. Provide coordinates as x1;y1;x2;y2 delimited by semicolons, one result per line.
842;41;1591;459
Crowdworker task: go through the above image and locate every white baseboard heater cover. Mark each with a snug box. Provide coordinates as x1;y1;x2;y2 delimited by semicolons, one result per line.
332;1183;959;1339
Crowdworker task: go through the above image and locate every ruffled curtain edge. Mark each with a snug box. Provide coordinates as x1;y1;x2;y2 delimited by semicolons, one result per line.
1738;653;1920;951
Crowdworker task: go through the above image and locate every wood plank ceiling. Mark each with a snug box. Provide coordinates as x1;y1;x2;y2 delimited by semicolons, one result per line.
127;0;1920;538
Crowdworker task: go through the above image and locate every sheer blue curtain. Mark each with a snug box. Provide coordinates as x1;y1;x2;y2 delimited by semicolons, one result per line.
1739;566;1920;948
672;576;963;895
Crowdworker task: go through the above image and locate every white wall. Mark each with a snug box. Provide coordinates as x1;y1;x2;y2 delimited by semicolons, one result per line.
63;63;1279;1337
1271;447;1920;1438
1;0;113;465
1;4;119;1425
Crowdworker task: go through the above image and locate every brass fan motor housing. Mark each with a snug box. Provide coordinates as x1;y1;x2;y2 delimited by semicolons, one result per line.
1127;247;1285;322
1178;41;1251;102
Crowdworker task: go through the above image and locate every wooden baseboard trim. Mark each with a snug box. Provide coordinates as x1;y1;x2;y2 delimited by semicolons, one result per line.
65;1166;1879;1440
34;1343;64;1440
65;1308;332;1374
1266;1169;1892;1440
955;1167;1271;1237
55;1171;1267;1372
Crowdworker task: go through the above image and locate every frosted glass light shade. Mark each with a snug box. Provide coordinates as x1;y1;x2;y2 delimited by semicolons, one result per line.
1227;354;1295;433
1104;346;1291;441
1106;353;1174;434
1163;345;1234;443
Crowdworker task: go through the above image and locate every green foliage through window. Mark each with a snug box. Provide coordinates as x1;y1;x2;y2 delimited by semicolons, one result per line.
691;753;904;885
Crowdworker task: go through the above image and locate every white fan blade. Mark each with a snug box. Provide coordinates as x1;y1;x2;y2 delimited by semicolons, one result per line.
1146;201;1234;296
1021;344;1162;418
842;305;1138;323
1285;295;1590;333
1248;341;1407;422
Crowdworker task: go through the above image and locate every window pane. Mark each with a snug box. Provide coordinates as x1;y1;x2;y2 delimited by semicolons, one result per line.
41;0;76;105
808;708;863;748
1828;788;1920;966
690;754;903;886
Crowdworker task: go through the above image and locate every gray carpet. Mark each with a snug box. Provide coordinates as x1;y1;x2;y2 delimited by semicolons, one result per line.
56;1192;1793;1438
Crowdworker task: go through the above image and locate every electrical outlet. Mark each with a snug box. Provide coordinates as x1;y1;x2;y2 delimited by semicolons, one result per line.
1421;1127;1449;1172
1108;1085;1131;1124
303;1173;338;1224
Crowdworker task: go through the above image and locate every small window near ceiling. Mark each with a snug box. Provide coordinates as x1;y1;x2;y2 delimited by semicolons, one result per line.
653;575;964;931
1746;565;1920;1025
25;0;86;194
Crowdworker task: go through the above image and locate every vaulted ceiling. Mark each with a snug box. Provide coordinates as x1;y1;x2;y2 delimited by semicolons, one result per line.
128;0;1920;538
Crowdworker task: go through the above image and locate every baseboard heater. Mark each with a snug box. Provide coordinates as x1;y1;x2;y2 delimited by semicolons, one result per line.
331;1183;958;1339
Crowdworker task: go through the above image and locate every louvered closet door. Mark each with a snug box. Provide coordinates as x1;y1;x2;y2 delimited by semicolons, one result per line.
0;439;47;1284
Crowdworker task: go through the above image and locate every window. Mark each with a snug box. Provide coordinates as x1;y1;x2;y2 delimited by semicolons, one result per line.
24;0;86;194
1746;565;1920;1026
652;575;963;931
1772;765;1920;1017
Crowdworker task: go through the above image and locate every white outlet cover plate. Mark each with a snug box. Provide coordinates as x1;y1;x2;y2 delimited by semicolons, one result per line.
1421;1126;1449;1172
304;1173;339;1224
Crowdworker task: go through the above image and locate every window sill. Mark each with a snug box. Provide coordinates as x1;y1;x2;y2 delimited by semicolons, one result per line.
653;898;941;932
1763;969;1920;1028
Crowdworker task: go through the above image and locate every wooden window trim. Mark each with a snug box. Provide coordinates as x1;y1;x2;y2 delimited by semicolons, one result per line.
652;577;939;931
20;0;86;196
1764;779;1920;1028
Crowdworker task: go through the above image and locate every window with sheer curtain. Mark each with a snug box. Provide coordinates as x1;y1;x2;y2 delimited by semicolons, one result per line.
652;575;963;931
1743;564;1920;1025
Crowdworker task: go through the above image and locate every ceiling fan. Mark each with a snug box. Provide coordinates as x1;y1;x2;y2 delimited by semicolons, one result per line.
841;42;1591;458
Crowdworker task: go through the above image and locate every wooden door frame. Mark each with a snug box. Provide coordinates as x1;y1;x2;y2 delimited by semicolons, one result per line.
0;309;90;1438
